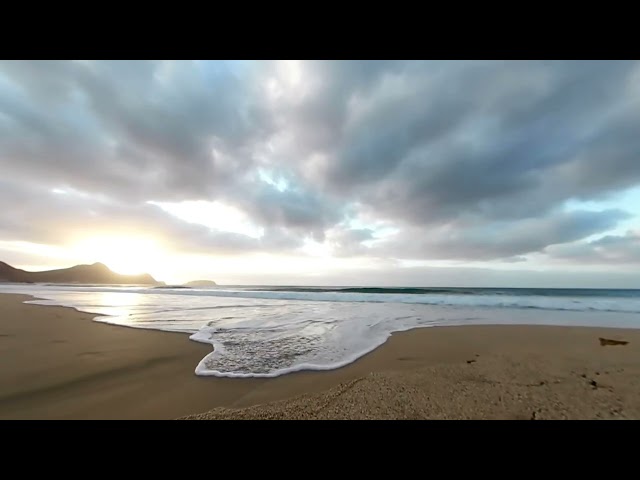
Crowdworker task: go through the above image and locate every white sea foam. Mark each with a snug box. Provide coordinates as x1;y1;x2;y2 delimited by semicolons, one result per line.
1;283;639;378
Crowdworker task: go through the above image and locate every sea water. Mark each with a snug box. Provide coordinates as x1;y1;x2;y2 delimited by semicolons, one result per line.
1;283;639;377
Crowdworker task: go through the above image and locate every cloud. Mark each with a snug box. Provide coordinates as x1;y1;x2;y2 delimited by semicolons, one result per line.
1;60;639;268
546;231;640;264
334;61;640;228
0;180;303;255
343;208;631;261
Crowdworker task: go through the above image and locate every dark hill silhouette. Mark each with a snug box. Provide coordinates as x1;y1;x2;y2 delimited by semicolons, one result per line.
0;261;159;285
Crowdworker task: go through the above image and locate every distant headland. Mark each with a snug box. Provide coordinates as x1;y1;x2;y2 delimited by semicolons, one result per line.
184;280;217;287
0;261;159;285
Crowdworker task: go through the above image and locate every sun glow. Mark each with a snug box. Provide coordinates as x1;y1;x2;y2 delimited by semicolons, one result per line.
71;235;167;276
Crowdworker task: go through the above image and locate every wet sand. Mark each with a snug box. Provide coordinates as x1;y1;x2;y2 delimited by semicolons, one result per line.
2;292;640;419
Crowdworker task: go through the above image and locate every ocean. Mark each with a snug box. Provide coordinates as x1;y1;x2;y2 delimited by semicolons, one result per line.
1;283;640;378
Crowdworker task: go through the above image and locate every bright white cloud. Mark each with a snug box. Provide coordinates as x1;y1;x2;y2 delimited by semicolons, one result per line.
149;200;264;238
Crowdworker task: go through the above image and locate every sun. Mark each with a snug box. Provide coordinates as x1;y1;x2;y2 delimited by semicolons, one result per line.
71;235;166;276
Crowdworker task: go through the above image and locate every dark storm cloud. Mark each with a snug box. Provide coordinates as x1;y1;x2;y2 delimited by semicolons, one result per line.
333;61;640;226
365;209;631;261
234;181;343;241
325;227;376;257
0;60;270;201
1;60;639;263
546;231;640;264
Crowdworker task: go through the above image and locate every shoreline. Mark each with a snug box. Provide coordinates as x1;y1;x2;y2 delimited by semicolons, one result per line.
2;292;640;419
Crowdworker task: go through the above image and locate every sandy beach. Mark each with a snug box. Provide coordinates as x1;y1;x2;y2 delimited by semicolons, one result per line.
1;292;640;420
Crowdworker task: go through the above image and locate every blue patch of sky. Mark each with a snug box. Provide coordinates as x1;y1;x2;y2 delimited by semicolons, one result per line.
564;185;640;239
257;168;289;192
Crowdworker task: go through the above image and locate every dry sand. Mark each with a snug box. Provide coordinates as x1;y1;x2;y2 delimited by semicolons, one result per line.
2;292;640;419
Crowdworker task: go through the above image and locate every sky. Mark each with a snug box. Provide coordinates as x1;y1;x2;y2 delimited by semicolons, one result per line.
1;60;639;287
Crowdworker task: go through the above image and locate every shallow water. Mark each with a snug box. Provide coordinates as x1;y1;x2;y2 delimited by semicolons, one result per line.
1;283;639;377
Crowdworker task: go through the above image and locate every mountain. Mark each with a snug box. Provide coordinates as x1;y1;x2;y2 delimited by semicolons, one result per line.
0;261;159;285
184;280;217;287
